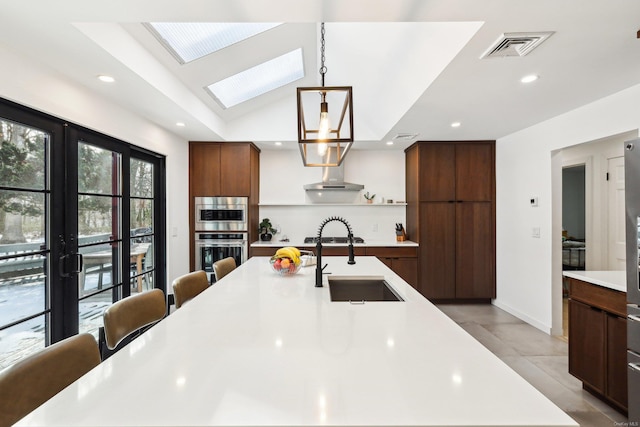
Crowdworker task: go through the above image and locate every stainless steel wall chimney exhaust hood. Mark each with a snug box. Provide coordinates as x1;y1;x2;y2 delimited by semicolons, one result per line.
303;147;363;192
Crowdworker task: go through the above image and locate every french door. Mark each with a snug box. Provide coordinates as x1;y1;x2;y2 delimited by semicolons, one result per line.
0;98;165;369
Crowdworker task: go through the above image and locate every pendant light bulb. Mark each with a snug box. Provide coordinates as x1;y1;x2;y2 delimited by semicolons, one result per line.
318;99;330;140
317;140;328;156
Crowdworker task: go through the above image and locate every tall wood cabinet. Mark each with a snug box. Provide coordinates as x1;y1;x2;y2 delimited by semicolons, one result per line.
189;142;260;268
405;141;496;301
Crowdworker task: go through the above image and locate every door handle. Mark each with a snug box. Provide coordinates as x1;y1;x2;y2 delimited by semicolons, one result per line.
73;253;84;274
59;254;70;277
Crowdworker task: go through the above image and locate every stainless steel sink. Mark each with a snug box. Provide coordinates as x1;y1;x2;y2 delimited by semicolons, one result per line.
328;275;404;302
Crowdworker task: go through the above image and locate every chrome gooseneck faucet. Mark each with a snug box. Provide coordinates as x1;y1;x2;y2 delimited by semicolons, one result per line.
315;216;356;287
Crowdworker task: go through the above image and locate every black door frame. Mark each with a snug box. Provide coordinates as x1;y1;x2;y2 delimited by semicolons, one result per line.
0;96;166;349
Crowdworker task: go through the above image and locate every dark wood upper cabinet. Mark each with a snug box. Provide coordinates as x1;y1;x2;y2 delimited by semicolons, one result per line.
190;142;259;197
190;143;221;196
455;143;494;202
219;144;252;196
418;144;455;201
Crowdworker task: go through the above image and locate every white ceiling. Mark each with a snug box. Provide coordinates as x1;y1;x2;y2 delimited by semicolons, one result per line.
0;0;639;151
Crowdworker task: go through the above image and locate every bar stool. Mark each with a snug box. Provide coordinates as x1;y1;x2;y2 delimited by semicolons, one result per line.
172;270;209;308
213;257;237;282
0;333;101;426
102;288;166;351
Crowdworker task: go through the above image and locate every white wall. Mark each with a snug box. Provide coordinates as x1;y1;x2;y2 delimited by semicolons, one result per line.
259;148;407;243
0;45;191;292
496;84;640;334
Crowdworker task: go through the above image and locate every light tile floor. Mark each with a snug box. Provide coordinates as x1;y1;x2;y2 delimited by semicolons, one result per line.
435;304;629;427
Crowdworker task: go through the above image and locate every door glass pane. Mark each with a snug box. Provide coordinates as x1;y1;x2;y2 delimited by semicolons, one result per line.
0;118;49;369
79;290;112;339
130;158;154;295
130;159;153;198
130;237;153;294
78;195;119;240
0;315;46;370
78;142;122;336
78;143;120;195
79;243;116;297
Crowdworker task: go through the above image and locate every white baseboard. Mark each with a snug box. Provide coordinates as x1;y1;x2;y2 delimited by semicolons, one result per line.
492;299;553;335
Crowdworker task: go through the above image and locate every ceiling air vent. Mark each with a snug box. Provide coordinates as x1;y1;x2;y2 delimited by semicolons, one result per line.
393;133;419;141
480;32;554;59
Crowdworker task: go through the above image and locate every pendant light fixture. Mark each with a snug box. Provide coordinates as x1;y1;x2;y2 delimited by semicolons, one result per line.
297;23;354;167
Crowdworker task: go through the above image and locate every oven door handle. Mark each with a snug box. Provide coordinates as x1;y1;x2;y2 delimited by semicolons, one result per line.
196;241;246;247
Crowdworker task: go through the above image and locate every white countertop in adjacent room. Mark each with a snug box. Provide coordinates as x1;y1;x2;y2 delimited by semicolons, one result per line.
562;270;626;293
251;239;419;247
18;257;575;427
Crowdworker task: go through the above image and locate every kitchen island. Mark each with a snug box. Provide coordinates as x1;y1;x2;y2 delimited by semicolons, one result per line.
17;257;576;426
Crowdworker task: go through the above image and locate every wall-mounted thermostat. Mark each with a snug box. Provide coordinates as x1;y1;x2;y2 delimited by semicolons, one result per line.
530;197;539;207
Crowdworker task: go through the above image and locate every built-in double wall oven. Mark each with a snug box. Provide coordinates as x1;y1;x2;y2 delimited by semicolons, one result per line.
194;197;248;282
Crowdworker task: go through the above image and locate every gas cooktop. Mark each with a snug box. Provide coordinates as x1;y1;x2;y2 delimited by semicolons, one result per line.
303;236;365;244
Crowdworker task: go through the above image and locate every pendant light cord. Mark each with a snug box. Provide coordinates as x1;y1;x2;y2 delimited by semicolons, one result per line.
319;22;327;87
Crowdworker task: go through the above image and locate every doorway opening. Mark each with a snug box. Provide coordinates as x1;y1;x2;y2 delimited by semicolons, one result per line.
561;164;586;340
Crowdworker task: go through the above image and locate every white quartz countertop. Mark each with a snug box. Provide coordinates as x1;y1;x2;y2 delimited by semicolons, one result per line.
251;239;419;247
562;270;626;293
18;257;575;427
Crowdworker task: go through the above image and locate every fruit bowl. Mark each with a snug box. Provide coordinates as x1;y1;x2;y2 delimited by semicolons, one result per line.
270;257;301;275
269;246;303;276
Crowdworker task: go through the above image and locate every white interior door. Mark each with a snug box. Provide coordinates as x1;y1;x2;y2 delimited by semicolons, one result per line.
607;156;626;269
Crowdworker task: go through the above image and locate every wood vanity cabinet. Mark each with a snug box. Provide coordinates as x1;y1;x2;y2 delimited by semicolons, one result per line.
567;277;627;413
405;141;495;301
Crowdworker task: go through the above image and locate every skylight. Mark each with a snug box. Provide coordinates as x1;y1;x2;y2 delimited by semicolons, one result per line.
207;48;304;109
146;23;281;64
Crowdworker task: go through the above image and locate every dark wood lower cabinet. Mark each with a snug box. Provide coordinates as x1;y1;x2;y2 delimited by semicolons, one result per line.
568;299;605;393
567;277;627;414
419;203;455;299
606;313;628;409
418;201;494;300
364;247;418;289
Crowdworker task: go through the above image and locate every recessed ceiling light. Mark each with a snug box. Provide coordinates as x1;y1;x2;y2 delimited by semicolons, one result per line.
520;74;539;83
451;122;461;128
97;75;115;83
274;141;282;146
176;122;186;127
386;141;394;146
